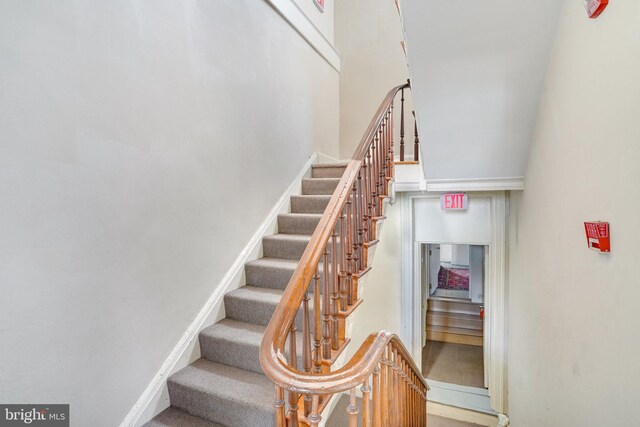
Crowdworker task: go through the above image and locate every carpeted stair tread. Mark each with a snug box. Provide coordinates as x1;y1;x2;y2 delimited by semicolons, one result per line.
262;233;312;260
311;163;349;178
302;178;341;195
224;286;284;326
200;319;305;374
167;359;275;427
199;319;266;374
144;407;224;427
278;213;322;235
290;195;332;214
224;285;314;328
245;257;299;290
244;257;324;290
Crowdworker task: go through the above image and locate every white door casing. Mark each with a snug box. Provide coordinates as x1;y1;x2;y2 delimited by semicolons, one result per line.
400;192;508;414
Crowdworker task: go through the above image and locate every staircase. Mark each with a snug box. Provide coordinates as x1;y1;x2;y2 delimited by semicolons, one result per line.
144;163;347;427
426;297;483;347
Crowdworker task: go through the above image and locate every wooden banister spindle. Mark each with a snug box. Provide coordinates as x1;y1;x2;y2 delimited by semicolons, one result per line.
312;268;322;373
362;377;372;427
392;348;400;427
275;386;286;426
356;170;364;272
345;193;354;307
287;324;299;427
339;211;348;312
302;291;312;416
380;349;389;425
377;128;384;200
384;111;391;182
412;111;419;162
388;347;395;426
371;139;378;217
347;388;359;427
378;123;385;198
308;395;321;427
365;150;374;241
322;248;331;359
351;182;359;279
389;104;395;178
400;88;405;161
372;364;381;427
330;227;339;350
360;159;369;245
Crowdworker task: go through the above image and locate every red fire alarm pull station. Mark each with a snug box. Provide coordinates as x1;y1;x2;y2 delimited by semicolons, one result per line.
585;0;608;18
584;221;610;252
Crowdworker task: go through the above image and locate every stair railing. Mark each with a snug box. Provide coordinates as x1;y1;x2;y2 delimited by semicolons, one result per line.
260;82;427;426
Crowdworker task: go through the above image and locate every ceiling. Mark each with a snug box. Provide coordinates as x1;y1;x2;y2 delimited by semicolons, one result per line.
400;0;564;182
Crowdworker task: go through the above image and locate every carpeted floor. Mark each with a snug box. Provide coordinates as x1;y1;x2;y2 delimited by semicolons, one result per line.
325;395;481;426
422;341;485;388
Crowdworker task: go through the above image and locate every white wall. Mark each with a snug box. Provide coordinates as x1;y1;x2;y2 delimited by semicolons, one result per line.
414;197;492;245
345;201;403;359
400;0;563;180
508;1;640;425
440;244;452;263
335;0;411;159
469;245;484;303
0;1;338;425
451;244;469;266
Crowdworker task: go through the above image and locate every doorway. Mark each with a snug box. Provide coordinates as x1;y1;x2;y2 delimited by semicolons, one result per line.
422;243;486;389
400;192;508;414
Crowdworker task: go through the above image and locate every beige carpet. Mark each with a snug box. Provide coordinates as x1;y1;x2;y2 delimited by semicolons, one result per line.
325;396;480;426
422;341;485;388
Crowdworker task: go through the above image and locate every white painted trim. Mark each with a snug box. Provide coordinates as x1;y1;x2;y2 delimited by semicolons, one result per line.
427;380;494;415
427;401;500;427
426;177;524;192
120;153;320;427
400;192;509;414
264;0;341;72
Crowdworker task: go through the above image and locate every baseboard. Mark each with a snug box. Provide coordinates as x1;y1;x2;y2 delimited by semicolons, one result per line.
425;177;524;192
427;401;502;426
120;153;321;427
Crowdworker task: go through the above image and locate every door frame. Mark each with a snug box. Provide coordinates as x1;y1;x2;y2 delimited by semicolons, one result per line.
400;192;508;414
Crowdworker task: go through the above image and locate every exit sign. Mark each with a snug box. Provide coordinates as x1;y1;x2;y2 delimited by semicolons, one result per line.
441;193;468;211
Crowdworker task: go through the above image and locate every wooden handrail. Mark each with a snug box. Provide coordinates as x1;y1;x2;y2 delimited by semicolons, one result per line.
260;82;426;426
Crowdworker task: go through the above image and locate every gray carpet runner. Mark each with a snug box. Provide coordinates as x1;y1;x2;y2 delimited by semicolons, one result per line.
145;163;346;427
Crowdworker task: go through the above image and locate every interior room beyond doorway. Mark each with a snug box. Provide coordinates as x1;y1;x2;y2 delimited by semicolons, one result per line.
423;243;486;389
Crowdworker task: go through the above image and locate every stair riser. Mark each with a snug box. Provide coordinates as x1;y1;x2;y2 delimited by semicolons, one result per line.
427;315;483;330
290;196;331;214
428;300;481;316
261;237;345;273
262;237;310;260
278;215;321;235
427;331;483;347
167;382;275;427
302;179;340;195
311;165;347;179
